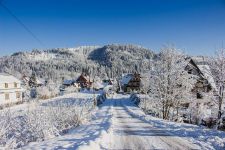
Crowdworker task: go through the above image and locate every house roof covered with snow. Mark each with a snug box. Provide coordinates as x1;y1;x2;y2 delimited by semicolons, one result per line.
76;73;93;82
121;74;133;85
36;78;44;85
93;81;105;89
63;79;75;85
0;73;21;83
197;65;217;90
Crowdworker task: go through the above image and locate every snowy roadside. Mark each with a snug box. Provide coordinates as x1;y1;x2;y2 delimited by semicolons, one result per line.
123;97;225;150
21;97;114;150
11;94;225;149
78;94;202;150
0;92;99;149
77;98;114;150
0;92;97;114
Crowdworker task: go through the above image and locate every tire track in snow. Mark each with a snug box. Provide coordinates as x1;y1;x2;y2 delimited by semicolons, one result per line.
105;95;200;150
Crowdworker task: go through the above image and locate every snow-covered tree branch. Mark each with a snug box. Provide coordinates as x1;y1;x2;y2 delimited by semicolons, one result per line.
210;48;225;124
149;46;196;120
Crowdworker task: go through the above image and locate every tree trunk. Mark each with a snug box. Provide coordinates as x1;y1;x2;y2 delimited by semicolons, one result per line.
218;96;222;119
166;106;170;120
218;85;224;120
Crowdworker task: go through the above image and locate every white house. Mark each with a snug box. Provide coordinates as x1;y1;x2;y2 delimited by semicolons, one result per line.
0;74;23;105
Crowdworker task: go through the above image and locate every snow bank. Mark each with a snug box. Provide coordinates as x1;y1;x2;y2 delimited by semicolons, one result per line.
78;99;114;150
22;98;114;150
125;96;225;150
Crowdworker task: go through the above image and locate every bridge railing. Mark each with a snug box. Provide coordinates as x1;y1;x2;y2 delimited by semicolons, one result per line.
96;92;107;106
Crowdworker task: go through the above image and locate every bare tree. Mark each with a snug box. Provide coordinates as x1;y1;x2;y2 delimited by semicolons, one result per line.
211;48;225;122
149;46;196;120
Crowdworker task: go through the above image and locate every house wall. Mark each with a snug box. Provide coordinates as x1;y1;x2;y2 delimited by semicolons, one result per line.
0;82;23;105
127;74;141;92
0;91;22;105
77;75;92;88
0;82;21;89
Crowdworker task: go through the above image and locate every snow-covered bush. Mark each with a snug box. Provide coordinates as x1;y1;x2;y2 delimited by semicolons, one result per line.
0;98;93;149
64;86;79;94
130;94;160;117
0;109;13;147
36;82;59;100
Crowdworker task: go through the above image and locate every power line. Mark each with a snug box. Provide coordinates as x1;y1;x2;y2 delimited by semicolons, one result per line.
0;1;45;46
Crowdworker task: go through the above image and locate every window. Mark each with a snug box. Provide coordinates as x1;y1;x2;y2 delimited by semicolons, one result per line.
197;92;203;99
5;93;9;100
5;83;8;88
16;92;20;99
14;82;17;88
188;69;192;74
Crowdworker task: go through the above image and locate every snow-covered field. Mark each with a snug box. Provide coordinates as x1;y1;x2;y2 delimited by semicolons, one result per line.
0;92;97;149
1;92;96;116
21;94;225;150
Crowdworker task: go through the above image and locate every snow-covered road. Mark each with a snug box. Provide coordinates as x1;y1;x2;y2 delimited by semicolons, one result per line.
23;94;210;149
101;95;200;150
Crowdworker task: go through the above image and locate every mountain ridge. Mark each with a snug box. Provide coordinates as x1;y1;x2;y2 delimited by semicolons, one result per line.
0;44;155;82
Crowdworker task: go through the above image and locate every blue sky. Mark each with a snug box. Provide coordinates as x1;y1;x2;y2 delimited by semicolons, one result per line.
0;0;225;56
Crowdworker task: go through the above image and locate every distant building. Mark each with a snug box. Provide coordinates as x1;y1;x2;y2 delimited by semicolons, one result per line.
76;73;93;89
102;79;114;85
63;79;76;87
0;74;23;105
185;58;216;101
181;58;217;122
121;73;141;92
93;80;105;90
36;78;44;87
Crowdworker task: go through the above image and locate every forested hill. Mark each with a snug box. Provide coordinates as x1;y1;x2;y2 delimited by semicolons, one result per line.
0;44;155;82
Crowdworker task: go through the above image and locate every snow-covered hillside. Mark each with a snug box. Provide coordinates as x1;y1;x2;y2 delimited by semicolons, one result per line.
0;44;155;81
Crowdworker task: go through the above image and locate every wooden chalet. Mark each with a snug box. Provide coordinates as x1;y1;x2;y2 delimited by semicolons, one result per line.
76;73;92;89
121;72;141;92
185;58;214;99
180;58;218;123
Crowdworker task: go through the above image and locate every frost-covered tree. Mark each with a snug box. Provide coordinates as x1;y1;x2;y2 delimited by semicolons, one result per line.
149;46;196;120
211;48;225;121
140;74;151;111
29;71;37;87
36;79;59;99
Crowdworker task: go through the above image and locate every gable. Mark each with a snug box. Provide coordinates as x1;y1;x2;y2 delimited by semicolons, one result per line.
0;74;21;84
185;59;204;77
121;74;133;85
77;75;89;82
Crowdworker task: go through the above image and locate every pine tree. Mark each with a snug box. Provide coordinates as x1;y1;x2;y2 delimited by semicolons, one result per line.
29;71;37;87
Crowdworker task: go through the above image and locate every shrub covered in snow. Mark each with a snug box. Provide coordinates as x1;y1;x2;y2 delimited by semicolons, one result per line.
0;98;93;149
130;93;160;117
36;81;59;99
64;86;79;94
